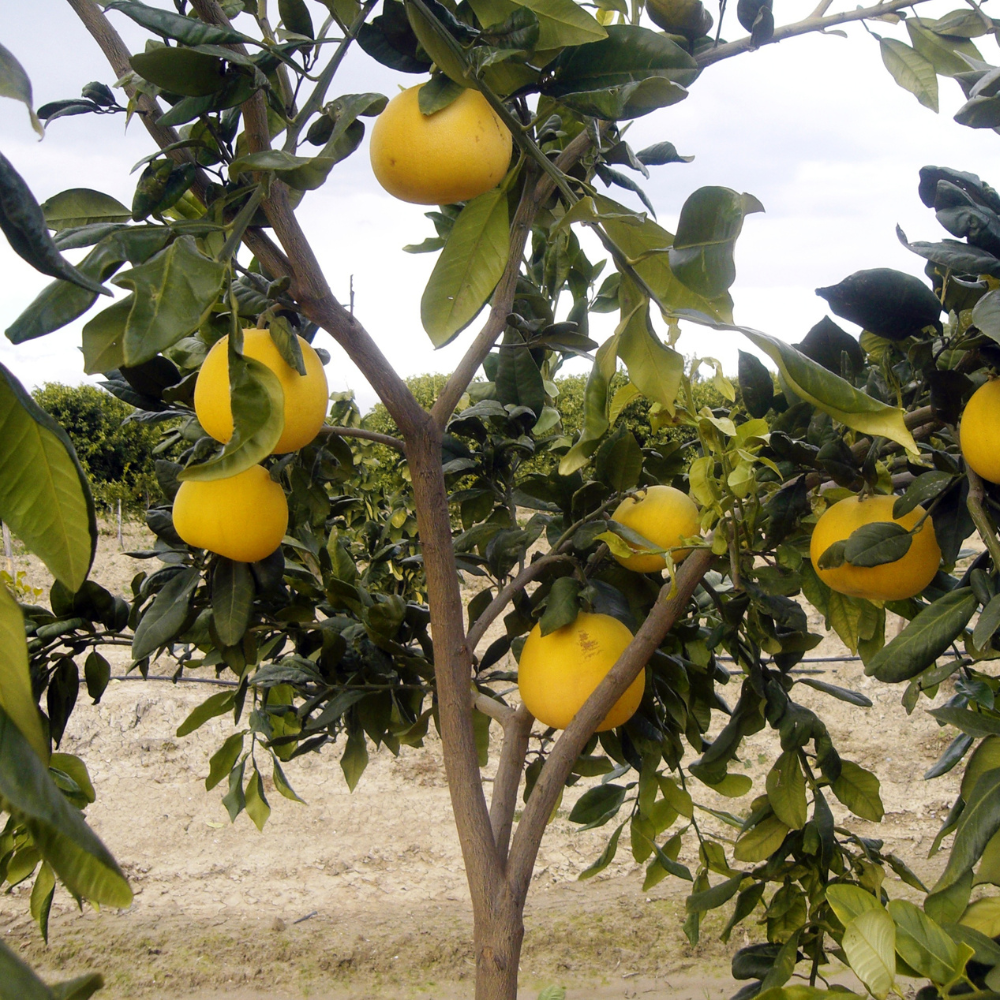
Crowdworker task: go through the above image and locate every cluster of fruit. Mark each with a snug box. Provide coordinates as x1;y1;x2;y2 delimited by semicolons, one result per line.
171;328;329;563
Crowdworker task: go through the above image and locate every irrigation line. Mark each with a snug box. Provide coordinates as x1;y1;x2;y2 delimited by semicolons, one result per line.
106;654;863;692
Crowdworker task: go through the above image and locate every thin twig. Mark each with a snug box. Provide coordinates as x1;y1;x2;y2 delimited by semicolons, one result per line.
474;691;516;727
317;425;406;452
697;0;938;67
490;704;532;858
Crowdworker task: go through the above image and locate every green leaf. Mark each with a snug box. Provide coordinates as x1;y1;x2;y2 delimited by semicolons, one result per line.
962;736;1000;802
886;899;961;985
933;767;1000;893
596;194;733;322
930;707;1000;738
0;585;47;761
893;471;953;519
0;363;96;590
686;873;743;914
421;188;510;347
598;430;643;492
879;37;938;112
832;760;884;821
0;937;103;1000
568;783;626;829
975;594;1000;650
81;297;130;375
211;558;254;646
177;689;237;738
826;884;882;929
279;0;315;36
341;732;369;791
539;575;581;636
130;48;226;96
511;0;605;47
733;814;789;862
29;862;55;944
134;567;200;661
206;732;245;791
418;74;465;114
844;522;912;568
83;652;111;705
40;189;131;232
176;355;284;481
668;187;763;299
244;768;271;831
0;152;110;297
271;754;305;803
866;588;977;683
558;327;619;474
842;908;896;999
0;42;42;136
795;677;872;708
106;0;249;44
222;757;246;821
734;327;918;454
495;338;546;419
0;704;132;906
765;751;807;830
541;25;696;120
578;822;624;879
906;18;981;77
112;236;227;366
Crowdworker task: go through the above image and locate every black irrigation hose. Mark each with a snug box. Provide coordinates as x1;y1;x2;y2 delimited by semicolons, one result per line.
105;655;864;691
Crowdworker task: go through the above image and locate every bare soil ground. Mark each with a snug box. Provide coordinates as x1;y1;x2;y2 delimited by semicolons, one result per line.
0;524;971;999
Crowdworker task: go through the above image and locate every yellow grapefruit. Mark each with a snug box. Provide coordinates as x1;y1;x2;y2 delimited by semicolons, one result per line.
369;85;512;205
612;485;701;573
809;493;941;602
961;379;1000;484
195;328;329;455
518;612;643;731
172;465;288;563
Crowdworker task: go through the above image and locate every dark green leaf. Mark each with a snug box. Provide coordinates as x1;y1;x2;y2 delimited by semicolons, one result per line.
222;757;246;821
893;471;953;519
495;338;545;420
599;430;643;493
738;349;773;418
636;140;693;166
106;0;248;43
539;576;581;636
212;558;254;646
568;783;626;829
418;74;465;114
934;767;1000;892
0;152;110;296
765;750;807;829
133;567;200;660
244;768;270;830
112;236;227;366
279;0;314;36
975;594;1000;650
130;48;226;96
843;522;912;568
816;267;942;341
340;732;369;790
831;759;884;821
177;690;237;738
928;707;1000;738
897;225;1000;277
795;676;873;707
578;822;624;879
867;588;977;683
686;873;743;914
206;732;245;791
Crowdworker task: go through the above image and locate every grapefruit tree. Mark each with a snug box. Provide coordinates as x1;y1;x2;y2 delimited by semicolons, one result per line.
7;2;1000;1000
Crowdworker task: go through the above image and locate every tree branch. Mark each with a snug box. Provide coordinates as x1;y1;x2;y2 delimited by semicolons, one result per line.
430;129;598;429
66;0;293;282
967;467;1000;571
697;0;937;67
187;0;427;437
317;425;406;452
506;546;715;899
467;552;574;654
474;691;515;727
490;704;532;859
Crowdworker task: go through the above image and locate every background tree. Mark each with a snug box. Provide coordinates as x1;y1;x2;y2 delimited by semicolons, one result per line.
5;2;1000;1000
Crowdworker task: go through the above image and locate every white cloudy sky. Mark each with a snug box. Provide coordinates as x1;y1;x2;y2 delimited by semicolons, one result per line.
2;0;1000;412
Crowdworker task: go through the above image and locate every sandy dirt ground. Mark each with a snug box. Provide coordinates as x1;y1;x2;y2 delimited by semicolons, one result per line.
0;523;972;999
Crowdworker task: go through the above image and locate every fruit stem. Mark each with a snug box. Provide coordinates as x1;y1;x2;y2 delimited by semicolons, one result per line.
966;467;1000;574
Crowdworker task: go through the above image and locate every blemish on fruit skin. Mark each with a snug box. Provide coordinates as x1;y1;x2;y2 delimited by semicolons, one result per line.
578;631;599;656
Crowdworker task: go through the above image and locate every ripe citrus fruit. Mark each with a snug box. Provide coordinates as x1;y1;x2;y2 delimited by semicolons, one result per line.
195;328;329;455
518;612;643;731
961;379;1000;484
172;465;288;563
809;493;941;602
612;485;701;573
369;85;512;205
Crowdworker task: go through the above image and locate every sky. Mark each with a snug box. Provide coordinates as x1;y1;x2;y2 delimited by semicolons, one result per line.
2;0;1000;413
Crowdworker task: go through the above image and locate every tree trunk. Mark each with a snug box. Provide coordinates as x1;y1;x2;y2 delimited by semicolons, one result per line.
475;889;525;1000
